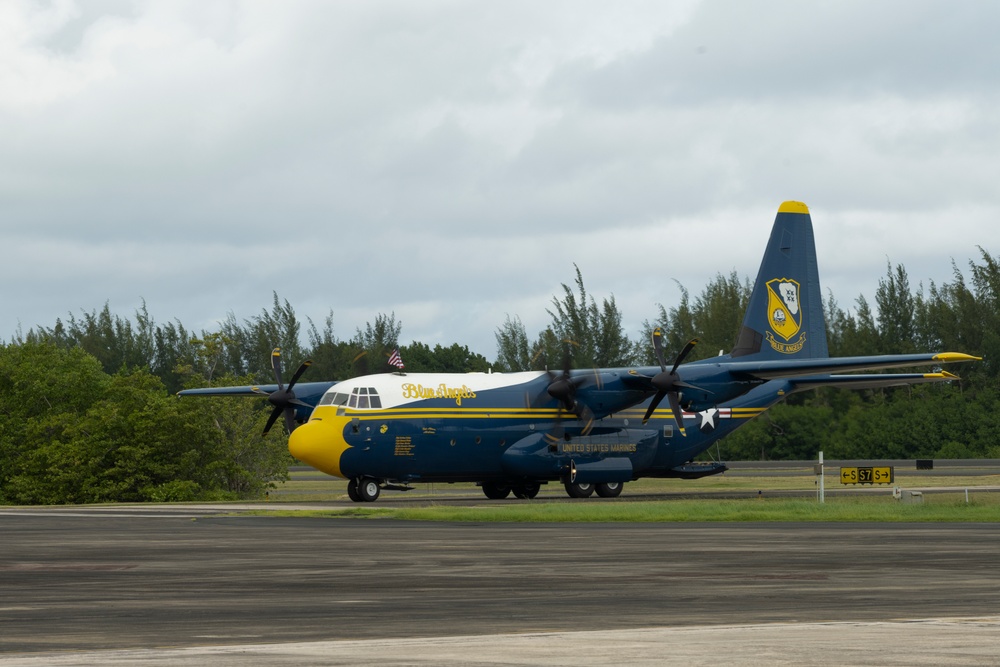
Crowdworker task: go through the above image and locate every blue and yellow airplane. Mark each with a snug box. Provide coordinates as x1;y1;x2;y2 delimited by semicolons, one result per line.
180;202;979;502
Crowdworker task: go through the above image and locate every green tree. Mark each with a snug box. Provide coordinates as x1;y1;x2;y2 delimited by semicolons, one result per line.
196;384;291;498
0;342;289;504
875;262;917;354
544;265;634;368
639;273;750;365
400;342;490;373
219;292;305;380
352;312;402;373
305;311;361;380
494;315;532;372
0;342;109;503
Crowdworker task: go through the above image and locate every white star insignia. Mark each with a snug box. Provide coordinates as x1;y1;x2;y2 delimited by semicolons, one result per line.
698;408;719;433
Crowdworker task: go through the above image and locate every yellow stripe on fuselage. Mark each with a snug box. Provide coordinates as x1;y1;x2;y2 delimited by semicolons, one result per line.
340;408;563;421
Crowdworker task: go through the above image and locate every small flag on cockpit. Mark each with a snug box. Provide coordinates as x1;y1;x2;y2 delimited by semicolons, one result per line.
388;348;405;369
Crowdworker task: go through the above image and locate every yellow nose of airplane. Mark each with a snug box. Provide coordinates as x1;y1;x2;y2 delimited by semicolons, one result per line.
287;415;350;479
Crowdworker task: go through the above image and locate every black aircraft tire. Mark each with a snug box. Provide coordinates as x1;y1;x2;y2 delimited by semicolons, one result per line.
595;481;624;498
564;481;595;498
481;482;511;500
347;478;362;503
357;478;381;503
512;482;541;499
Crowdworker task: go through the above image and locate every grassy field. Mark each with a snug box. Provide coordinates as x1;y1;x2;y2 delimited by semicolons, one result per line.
270;468;1000;501
263;467;1000;522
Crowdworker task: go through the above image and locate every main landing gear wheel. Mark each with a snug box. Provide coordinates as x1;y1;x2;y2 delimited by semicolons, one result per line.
347;478;361;502
512;482;541;499
481;482;511;500
595;481;624;498
564;481;595;498
356;478;381;503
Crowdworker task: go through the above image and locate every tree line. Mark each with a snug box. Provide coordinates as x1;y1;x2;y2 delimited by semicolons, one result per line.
2;249;997;504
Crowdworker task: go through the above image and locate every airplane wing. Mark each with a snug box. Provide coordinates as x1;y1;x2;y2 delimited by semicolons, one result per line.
724;352;979;380
177;380;338;434
177;380;336;401
178;385;280;397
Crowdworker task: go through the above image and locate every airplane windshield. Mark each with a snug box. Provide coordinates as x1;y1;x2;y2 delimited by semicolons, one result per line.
345;387;382;409
319;392;350;407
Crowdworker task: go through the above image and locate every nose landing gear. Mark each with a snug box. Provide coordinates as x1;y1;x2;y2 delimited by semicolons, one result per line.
348;477;381;503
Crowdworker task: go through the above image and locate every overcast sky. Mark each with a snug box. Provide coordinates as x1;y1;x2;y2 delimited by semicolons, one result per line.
3;0;999;361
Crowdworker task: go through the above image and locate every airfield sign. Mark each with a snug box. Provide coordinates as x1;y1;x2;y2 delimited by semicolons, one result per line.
840;466;894;485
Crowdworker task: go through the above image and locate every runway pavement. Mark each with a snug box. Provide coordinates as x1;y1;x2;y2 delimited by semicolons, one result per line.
1;508;998;665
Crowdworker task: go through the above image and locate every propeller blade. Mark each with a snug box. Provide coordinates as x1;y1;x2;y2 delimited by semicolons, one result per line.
675;380;711;394
575;401;595;436
667;392;684;427
271;348;285;390
670;339;699;375
651;327;667;372
287;360;312;389
544;423;565;452
642;390;667;424
263;406;283;436
283;409;296;435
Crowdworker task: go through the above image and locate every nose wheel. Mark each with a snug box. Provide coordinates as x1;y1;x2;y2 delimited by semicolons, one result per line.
348;477;381;503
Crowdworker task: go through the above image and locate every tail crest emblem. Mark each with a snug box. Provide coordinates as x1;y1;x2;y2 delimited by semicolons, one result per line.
765;278;805;354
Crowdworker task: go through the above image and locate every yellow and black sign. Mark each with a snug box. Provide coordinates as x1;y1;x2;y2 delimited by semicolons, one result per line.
840;466;894;485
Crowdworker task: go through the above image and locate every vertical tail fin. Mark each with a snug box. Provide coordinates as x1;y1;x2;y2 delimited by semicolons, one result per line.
730;201;829;360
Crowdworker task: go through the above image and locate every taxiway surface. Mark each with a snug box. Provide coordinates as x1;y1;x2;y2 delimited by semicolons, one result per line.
1;509;998;665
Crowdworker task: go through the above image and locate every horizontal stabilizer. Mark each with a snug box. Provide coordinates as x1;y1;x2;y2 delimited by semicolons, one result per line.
788;371;961;391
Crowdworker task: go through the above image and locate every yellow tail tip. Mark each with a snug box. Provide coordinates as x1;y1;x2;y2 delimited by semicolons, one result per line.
778;201;810;214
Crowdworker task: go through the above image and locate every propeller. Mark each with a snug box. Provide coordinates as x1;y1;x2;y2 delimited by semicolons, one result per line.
540;342;596;444
255;347;313;435
641;329;707;426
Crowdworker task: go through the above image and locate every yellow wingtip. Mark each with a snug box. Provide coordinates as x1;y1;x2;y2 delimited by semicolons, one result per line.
926;371;960;380
778;201;810;214
932;352;982;363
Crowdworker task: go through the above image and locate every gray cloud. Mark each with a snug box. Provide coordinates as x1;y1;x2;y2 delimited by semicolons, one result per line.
3;0;999;359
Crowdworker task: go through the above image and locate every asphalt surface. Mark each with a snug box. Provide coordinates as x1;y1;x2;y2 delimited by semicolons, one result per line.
2;510;999;665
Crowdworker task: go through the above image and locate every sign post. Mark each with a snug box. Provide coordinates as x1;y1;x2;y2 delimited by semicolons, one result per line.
817;451;825;504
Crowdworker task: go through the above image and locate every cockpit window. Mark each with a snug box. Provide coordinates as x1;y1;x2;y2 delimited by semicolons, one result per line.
319;392;349;406
346;386;382;410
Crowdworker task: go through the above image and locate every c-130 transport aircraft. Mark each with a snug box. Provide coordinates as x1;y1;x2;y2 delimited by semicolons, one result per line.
180;202;979;502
